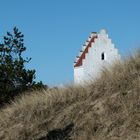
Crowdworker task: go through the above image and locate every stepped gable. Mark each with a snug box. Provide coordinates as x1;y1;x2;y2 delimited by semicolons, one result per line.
74;32;97;67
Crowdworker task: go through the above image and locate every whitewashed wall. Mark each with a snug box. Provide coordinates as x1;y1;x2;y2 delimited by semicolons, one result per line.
74;29;121;85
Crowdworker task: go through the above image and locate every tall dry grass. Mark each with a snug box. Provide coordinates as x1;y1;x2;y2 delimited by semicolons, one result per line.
0;49;140;140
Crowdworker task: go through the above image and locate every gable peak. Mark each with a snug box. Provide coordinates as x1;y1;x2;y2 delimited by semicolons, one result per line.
99;29;107;34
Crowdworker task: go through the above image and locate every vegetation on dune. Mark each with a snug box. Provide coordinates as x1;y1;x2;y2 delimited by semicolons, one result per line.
0;27;47;106
0;49;140;140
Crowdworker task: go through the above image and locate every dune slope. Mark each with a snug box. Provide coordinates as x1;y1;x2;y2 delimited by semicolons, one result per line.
0;50;140;140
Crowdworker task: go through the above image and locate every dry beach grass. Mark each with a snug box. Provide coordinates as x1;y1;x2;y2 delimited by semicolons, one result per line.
0;49;140;140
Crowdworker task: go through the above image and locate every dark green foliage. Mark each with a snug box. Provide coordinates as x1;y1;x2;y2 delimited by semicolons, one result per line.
0;27;46;105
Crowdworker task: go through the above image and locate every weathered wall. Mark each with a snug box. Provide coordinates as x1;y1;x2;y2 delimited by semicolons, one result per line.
74;66;84;84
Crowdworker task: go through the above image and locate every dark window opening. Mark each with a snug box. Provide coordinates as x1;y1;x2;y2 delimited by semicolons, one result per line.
101;52;105;60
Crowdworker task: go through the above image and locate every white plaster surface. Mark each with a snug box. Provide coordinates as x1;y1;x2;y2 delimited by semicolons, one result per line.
74;29;121;85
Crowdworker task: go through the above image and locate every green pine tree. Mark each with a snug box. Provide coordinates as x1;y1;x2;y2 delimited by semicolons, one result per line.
0;27;46;105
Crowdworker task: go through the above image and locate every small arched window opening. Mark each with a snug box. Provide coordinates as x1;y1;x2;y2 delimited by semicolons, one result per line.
101;52;105;60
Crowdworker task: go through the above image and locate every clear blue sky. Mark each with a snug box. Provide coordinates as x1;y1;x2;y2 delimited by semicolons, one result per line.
0;0;140;86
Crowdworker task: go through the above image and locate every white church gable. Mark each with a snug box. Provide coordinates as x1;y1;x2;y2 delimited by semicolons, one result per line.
74;29;121;84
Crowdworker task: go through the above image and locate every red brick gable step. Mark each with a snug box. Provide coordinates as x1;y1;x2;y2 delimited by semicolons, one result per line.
74;32;97;67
